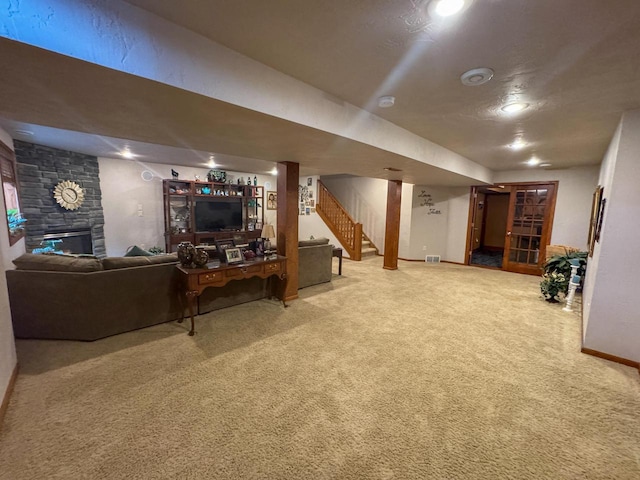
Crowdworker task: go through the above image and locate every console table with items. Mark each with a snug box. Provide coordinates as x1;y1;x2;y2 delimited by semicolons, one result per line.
177;255;288;335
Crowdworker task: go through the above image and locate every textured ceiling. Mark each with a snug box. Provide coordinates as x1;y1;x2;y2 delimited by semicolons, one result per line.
126;0;640;170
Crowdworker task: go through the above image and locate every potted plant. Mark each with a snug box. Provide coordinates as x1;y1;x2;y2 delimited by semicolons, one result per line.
541;250;587;297
540;272;568;302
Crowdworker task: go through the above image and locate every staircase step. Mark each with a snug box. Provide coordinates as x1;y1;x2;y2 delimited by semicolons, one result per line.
361;247;377;257
361;240;371;248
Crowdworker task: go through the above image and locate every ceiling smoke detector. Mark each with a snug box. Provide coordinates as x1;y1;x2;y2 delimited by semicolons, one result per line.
460;68;494;86
378;96;396;108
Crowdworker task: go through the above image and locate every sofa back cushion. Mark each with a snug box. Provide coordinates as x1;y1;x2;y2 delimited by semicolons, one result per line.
12;253;103;272
298;238;330;247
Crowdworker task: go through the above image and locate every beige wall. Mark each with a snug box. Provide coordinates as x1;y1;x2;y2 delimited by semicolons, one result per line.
99;157;277;257
583;111;640;362
0;127;24;407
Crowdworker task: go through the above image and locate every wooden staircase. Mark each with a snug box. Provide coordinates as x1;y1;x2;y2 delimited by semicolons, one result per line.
317;180;379;260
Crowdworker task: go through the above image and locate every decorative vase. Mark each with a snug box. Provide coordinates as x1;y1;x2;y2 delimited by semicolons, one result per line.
193;247;209;267
177;242;196;267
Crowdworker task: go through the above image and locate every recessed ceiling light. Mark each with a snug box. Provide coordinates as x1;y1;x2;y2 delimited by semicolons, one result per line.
15;129;34;136
378;95;396;108
527;157;540;166
501;102;530;114
508;138;527;150
383;167;402;172
460;68;494;86
431;0;466;17
120;149;135;159
271;168;278;176
539;163;552;168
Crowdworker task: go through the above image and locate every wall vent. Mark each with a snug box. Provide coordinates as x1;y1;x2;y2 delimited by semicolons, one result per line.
425;255;441;264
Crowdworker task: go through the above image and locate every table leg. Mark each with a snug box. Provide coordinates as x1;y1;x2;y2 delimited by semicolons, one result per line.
280;273;289;308
186;290;198;336
338;254;343;275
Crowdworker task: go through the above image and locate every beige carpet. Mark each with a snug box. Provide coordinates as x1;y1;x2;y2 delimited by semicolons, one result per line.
1;258;639;479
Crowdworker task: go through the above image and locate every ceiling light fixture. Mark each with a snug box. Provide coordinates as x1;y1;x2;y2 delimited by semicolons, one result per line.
383;167;402;172
120;148;135;159
271;168;278;176
501;102;529;114
527;157;540;166
15;129;34;136
539;163;552;168
508;138;527;150
378;95;396;108
208;155;216;168
431;0;466;17
460;67;494;86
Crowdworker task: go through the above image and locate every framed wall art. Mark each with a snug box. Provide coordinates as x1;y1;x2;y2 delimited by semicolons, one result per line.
587;185;604;257
267;191;277;210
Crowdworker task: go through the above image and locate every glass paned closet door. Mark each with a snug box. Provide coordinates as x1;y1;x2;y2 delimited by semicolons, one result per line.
503;184;556;275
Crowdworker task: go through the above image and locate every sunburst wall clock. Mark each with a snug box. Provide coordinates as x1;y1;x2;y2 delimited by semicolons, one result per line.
53;180;85;210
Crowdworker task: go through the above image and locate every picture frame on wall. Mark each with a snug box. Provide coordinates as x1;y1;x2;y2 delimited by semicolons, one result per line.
587;185;604;257
267;191;277;210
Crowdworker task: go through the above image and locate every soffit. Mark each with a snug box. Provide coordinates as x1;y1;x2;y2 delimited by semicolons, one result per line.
0;38;476;186
126;0;640;170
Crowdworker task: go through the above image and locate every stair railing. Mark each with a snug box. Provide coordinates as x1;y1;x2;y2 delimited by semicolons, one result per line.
317;180;362;260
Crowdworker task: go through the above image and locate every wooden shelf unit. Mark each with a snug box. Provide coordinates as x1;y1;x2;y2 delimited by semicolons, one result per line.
163;179;264;252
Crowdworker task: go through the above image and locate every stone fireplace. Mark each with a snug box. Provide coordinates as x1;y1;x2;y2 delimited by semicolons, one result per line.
13;140;107;257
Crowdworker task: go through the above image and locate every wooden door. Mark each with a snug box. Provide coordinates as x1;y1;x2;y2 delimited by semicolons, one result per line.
502;183;557;275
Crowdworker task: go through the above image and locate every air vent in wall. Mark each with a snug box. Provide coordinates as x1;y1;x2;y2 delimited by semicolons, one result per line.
425;255;441;264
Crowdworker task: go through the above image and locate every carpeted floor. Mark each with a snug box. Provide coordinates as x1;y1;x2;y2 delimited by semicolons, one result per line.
1;258;639;479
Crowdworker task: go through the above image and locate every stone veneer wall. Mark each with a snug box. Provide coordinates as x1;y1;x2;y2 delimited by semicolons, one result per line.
13;140;106;257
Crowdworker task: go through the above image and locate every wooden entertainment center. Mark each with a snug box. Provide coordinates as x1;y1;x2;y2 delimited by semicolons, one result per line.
163;178;264;252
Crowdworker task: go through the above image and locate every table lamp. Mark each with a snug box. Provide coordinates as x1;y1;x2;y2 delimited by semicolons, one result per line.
262;224;275;255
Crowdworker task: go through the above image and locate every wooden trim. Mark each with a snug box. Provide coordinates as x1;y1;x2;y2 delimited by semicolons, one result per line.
464;186;478;266
441;260;467;266
581;348;640;372
0;363;18;431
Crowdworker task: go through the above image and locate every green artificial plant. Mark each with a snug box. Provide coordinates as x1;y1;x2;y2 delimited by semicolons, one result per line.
540;250;587;299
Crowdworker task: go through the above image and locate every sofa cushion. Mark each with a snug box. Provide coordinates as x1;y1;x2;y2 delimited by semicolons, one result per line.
102;256;151;270
124;245;153;257
12;253;103;272
298;238;330;247
147;253;179;265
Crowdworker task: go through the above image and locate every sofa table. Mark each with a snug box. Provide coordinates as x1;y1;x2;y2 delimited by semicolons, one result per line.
177;255;288;335
332;247;343;275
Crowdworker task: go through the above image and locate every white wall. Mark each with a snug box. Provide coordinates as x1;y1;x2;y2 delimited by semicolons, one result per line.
583;111;640;362
0;127;24;407
0;0;492;185
493;166;599;249
298;175;347;254
99;157;276;256
320;176;389;252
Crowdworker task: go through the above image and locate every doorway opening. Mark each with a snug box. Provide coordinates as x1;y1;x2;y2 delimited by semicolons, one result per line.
466;182;558;275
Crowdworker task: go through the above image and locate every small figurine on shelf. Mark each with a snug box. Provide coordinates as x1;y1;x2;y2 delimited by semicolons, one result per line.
171;169;179;179
247;176;251;185
253;176;257;186
194;175;200;181
237;178;242;185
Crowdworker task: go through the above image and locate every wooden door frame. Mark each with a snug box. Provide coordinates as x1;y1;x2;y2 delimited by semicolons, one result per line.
464;181;558;272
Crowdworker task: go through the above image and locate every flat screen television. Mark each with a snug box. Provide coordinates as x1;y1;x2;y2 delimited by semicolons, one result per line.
195;199;243;232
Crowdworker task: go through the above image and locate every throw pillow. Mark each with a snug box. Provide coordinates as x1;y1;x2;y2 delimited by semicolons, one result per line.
124;245;153;257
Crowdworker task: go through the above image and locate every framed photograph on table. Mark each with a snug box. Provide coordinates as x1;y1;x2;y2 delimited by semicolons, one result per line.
225;247;243;264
